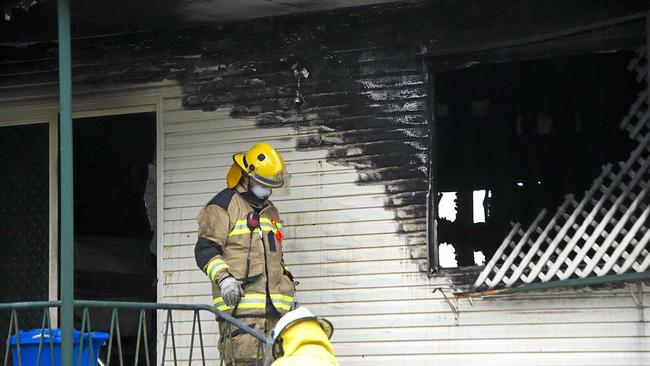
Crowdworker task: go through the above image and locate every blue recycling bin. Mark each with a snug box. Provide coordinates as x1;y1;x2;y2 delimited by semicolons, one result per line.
9;329;109;366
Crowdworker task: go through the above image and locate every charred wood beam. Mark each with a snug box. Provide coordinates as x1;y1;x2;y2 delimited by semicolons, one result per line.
420;11;649;59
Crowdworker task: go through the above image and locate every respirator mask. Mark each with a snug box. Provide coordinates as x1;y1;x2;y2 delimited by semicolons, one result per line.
249;180;272;200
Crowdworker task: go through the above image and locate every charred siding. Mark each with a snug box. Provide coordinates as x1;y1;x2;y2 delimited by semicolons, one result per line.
1;2;436;269
1;0;649;274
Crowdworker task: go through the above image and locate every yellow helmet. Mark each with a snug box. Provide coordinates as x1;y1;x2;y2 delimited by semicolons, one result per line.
226;142;286;189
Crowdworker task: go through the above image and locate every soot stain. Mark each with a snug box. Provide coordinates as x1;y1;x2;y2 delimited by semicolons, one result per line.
0;1;439;272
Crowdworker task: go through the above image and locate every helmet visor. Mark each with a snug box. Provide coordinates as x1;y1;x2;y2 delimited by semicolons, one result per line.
271;171;291;197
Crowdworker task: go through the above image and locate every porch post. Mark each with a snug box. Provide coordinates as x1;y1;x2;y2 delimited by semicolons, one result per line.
57;0;74;364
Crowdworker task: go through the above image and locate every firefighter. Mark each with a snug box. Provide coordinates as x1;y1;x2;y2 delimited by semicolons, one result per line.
270;307;338;366
194;142;296;366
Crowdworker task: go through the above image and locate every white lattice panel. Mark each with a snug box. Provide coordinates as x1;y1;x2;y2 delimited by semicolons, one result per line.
476;48;650;289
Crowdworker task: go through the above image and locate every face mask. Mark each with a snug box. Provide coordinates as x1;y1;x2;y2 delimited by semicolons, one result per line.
250;183;272;200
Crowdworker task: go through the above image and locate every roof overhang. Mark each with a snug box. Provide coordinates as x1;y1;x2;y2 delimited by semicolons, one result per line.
1;0;408;43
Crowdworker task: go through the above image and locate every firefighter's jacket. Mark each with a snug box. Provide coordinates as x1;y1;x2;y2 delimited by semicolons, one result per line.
194;186;295;316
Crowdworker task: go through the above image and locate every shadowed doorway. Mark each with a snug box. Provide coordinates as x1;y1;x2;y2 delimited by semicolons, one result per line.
72;112;157;364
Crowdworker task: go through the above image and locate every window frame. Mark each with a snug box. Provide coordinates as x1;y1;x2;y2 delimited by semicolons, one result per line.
0;111;60;304
0;94;163;312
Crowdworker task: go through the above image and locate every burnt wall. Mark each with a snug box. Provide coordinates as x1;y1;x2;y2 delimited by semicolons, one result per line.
1;0;648;273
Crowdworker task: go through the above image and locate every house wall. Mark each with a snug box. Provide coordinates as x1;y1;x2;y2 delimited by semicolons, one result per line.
0;1;649;365
159;102;650;365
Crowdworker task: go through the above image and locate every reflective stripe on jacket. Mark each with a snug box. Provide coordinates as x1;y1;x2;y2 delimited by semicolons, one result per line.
214;293;293;312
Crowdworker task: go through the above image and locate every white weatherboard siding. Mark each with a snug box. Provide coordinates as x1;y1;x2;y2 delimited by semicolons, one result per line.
0;82;647;366
159;89;650;365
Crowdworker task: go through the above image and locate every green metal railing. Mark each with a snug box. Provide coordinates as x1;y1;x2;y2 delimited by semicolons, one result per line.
57;0;74;363
0;300;266;366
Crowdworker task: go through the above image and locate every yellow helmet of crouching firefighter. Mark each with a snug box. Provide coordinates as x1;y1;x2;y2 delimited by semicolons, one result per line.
226;142;287;189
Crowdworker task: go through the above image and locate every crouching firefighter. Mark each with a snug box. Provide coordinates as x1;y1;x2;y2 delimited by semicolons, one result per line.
194;142;296;366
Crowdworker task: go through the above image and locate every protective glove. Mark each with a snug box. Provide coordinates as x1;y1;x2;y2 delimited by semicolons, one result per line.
219;276;244;307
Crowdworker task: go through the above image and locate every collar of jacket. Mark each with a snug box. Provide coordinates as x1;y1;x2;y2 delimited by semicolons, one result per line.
236;184;270;210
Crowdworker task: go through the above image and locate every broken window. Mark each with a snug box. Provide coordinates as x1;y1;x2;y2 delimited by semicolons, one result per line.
431;51;640;270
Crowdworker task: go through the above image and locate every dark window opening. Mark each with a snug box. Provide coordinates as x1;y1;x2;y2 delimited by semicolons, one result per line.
72;112;157;364
0;123;49;357
432;51;640;269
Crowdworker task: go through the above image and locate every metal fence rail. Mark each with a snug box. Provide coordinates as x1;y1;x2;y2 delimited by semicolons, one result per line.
475;46;650;289
0;300;265;366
